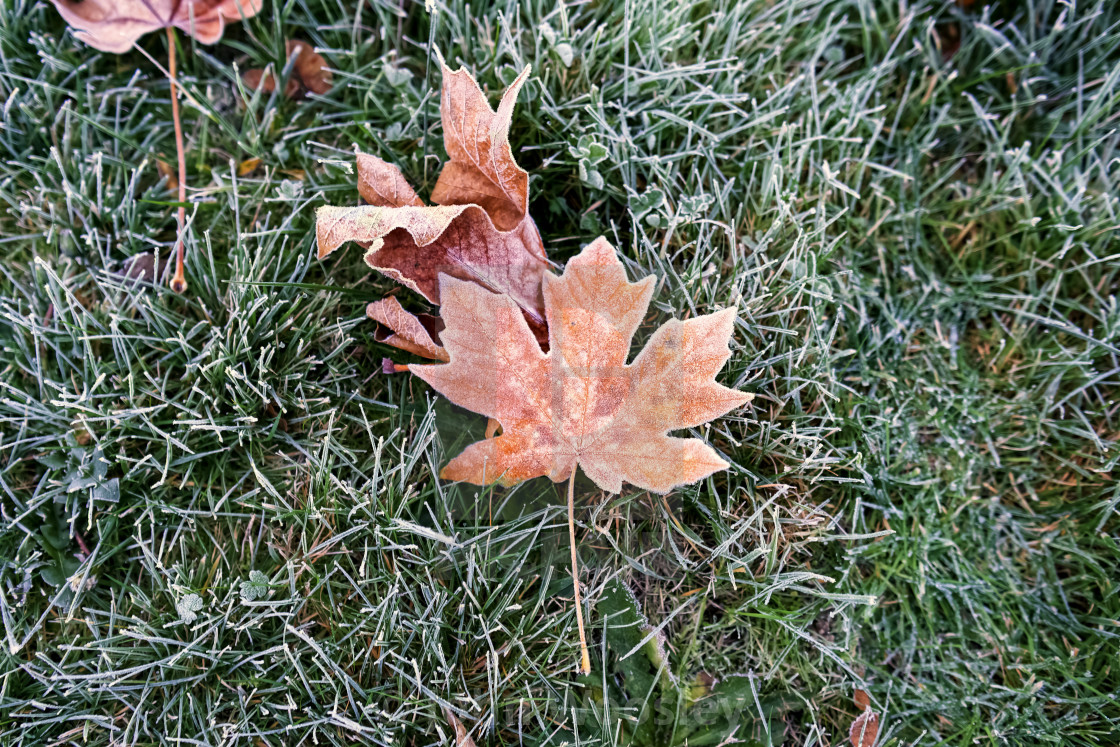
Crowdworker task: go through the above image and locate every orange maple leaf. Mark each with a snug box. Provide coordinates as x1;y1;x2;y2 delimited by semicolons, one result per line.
412;238;751;494
49;0;262;53
317;64;548;359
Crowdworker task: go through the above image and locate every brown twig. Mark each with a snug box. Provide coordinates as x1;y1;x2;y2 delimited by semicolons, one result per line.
167;27;188;294
568;468;591;674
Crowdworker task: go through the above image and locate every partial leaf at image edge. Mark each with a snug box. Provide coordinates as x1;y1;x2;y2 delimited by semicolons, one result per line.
48;0;264;53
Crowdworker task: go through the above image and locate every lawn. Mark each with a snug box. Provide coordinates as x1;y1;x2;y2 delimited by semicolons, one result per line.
1;0;1118;745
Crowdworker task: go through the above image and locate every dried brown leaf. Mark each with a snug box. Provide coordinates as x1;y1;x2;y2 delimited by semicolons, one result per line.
242;67;301;99
49;0;262;53
850;708;879;747
237;157;262;176
442;707;476;747
241;40;331;100
286;40;332;95
429;65;533;233
412;238;752;493
117;252;167;283
317;204;548;326
316;64;547;329
366;297;448;362
853;689;871;711
156;159;178;190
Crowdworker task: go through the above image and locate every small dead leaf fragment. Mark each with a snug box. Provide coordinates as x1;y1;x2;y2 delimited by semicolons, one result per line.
72;424;92;446
412;238;752;493
286;40;332;95
49;0;262;53
442;707;477;747
118;252;167;283
156;159;178;190
242;40;331;100
242;67;301;99
936;23;961;61
264;401;289;432
853;689;871;711
849;708;879;747
238;158;262;176
366;297;448;361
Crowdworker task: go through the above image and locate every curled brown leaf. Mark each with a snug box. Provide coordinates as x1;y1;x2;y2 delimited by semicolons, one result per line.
366;297;448;362
317;203;549;326
428;65;534;232
316;64;548;357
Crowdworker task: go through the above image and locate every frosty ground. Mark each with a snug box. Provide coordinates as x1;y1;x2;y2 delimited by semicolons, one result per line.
0;1;1118;745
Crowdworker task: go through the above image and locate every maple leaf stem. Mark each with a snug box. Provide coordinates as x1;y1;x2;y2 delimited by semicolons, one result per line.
568;468;591;675
167;27;188;295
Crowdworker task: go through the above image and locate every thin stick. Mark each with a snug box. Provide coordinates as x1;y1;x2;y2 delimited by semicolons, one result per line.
568;469;591;675
167;27;188;294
